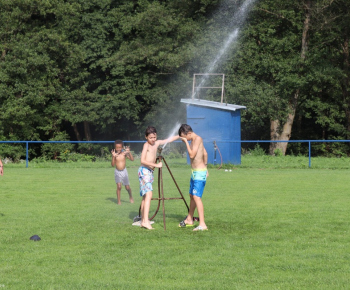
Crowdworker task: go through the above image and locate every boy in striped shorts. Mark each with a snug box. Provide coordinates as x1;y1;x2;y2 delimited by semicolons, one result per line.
139;126;180;229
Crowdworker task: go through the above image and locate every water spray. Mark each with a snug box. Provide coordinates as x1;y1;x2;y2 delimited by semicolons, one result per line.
191;0;257;99
162;122;182;149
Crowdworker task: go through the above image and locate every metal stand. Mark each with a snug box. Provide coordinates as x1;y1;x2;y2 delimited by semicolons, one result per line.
138;153;190;231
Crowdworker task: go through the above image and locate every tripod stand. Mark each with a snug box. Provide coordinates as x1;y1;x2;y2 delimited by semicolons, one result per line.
138;149;190;230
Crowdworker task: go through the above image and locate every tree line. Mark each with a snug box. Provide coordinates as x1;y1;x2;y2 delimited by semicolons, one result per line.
1;0;349;160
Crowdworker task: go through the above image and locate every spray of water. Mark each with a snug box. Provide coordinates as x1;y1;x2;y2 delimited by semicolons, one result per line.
162;122;182;149
191;0;257;99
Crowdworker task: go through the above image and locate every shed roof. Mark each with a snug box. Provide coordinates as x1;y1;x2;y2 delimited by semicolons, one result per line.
180;99;246;112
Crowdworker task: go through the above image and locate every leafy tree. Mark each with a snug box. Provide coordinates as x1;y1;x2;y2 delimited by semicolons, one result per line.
2;0;350;160
0;0;83;143
225;0;350;155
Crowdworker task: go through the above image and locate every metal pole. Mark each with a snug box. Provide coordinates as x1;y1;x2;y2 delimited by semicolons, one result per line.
147;154;192;229
308;141;311;168
149;160;162;221
26;142;29;168
221;74;225;103
162;157;190;212
160;166;166;230
192;74;196;99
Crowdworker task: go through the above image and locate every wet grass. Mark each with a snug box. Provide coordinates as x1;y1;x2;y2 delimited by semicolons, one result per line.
1;158;349;289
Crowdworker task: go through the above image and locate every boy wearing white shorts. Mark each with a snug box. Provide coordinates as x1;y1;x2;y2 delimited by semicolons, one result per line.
111;140;134;205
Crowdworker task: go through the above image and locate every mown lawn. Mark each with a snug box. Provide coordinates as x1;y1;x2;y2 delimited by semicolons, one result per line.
1;158;349;289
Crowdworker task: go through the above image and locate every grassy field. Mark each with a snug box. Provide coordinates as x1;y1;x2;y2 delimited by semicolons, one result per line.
1;157;350;289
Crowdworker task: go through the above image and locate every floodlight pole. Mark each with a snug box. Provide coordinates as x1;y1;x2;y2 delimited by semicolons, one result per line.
192;73;225;103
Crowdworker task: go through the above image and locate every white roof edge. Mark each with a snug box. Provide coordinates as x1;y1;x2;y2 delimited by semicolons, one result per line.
180;98;246;111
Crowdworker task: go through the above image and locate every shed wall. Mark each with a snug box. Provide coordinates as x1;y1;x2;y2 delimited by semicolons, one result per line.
186;105;242;165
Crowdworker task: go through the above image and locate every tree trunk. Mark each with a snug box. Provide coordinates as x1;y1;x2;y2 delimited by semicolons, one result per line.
270;109;297;155
83;121;92;141
72;123;82;141
269;90;299;155
269;0;311;155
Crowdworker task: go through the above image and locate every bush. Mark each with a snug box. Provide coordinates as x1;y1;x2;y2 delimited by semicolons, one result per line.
41;132;74;160
274;149;283;157
248;144;266;156
59;152;96;162
0;143;25;162
312;140;349;157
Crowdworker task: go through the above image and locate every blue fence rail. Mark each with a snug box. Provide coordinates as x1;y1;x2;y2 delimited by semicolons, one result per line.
1;140;350;168
219;140;350;168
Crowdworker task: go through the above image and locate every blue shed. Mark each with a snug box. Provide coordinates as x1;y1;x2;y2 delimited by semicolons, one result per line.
180;98;246;165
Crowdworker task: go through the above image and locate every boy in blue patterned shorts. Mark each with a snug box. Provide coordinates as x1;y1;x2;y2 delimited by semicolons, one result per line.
139;126;179;230
178;124;208;231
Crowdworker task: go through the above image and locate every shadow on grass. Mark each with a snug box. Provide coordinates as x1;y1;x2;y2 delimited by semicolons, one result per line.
127;208;185;222
106;197;118;204
163;213;188;221
129;210;139;221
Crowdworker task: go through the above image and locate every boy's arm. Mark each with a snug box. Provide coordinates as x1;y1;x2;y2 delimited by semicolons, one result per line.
0;159;3;176
181;136;202;159
125;149;134;161
203;146;208;165
203;146;209;177
156;135;180;146
111;150;117;167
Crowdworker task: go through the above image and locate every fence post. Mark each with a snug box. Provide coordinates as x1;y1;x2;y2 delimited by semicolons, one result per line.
26;142;29;168
308;141;311;168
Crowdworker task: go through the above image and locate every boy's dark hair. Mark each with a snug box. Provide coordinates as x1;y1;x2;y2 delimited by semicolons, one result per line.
114;140;123;146
178;124;193;136
145;126;157;137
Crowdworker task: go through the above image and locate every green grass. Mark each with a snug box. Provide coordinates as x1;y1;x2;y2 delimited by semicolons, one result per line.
240;155;350;169
7;154;350;169
1;157;350;289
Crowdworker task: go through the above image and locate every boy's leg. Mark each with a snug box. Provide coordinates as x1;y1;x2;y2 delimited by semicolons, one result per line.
141;191;154;229
183;194;196;225
182;177;196;225
193;196;207;229
140;197;145;220
125;185;134;203
116;182;122;205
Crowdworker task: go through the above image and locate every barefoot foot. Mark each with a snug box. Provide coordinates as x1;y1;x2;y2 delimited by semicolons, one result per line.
141;223;154;230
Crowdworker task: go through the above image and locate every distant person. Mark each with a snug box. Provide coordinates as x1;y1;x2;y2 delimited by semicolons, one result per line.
178;124;208;231
139;126;179;230
111;140;134;205
0;158;3;176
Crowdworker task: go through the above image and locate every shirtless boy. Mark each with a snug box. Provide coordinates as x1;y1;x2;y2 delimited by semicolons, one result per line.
138;126;179;230
0;158;3;176
111;140;134;205
178;124;208;231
